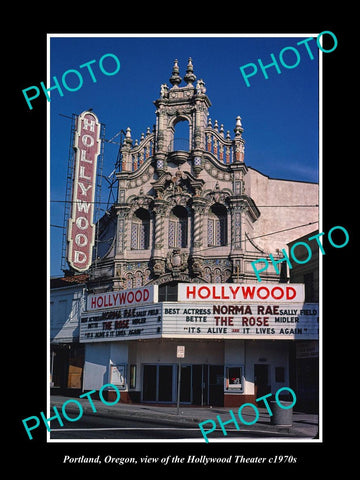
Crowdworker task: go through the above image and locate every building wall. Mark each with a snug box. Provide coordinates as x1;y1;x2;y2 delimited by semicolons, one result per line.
245;167;319;254
83;342;129;389
50;285;86;343
50;277;88;390
288;230;319;302
131;339;223;365
83;343;110;390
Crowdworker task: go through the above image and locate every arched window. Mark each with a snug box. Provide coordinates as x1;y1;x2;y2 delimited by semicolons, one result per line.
134;271;143;287
213;268;222;283
171;118;190;151
126;273;133;289
168;205;188;248
207;203;227;246
131;208;150;250
204;267;212;282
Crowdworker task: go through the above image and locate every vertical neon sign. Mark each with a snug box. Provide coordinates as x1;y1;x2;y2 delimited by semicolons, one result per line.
67;111;101;271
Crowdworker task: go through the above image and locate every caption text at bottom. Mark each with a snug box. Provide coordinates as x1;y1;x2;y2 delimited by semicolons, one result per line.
63;454;298;465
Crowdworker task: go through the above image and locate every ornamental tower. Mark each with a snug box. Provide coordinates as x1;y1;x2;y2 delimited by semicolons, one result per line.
89;58;266;293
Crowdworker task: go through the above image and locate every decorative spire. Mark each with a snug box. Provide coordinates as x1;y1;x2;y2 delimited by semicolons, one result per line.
169;59;182;86
196;78;206;94
124;126;132;145
184;57;196;85
234;116;243;136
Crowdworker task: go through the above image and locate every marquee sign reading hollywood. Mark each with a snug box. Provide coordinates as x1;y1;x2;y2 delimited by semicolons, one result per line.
178;283;305;303
67;111;101;271
87;286;159;311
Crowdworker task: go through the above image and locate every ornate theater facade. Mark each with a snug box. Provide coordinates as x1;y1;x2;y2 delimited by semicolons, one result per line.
78;59;319;408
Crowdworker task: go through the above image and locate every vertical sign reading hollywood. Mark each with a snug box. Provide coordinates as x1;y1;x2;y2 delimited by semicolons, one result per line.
67;111;101;271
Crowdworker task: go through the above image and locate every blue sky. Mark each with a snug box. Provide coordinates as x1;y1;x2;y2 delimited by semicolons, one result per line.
49;34;319;277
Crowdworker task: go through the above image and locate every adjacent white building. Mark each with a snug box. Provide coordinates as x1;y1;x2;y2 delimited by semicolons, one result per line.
50;275;87;392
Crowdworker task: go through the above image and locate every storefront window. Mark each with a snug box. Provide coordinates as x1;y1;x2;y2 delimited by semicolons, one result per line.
225;365;244;391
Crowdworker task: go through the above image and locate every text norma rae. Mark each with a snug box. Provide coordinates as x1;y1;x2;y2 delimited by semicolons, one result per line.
22;53;121;110
22;384;121;440
198;387;296;443
239;30;338;87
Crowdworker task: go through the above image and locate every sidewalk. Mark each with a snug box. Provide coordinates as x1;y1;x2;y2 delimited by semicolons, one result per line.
50;395;319;439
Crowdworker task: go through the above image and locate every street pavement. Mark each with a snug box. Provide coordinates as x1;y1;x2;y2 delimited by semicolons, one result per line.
49;395;319;440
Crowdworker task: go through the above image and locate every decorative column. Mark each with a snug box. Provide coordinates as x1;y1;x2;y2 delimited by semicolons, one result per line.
192;197;207;252
229;199;245;284
115;205;131;255
153;200;167;251
190;196;207;277
151;199;168;277
230;202;245;252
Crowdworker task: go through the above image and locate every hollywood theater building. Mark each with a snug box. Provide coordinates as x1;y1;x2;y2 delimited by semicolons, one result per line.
77;59;319;408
